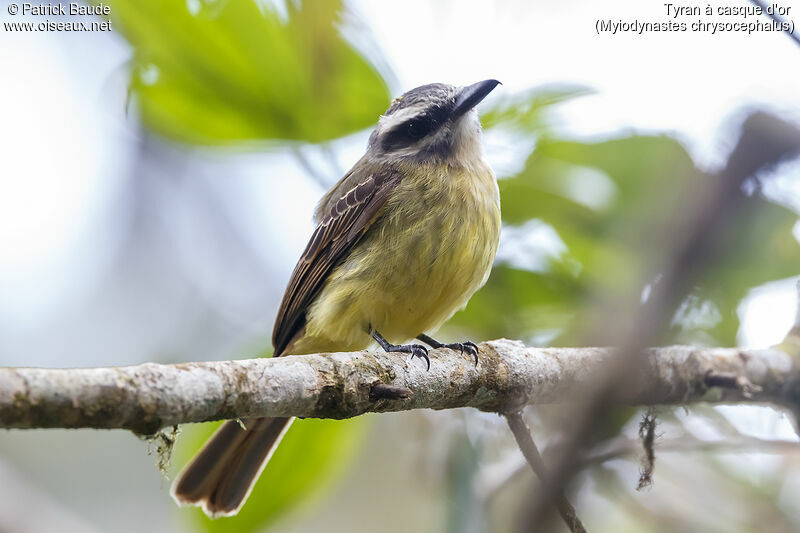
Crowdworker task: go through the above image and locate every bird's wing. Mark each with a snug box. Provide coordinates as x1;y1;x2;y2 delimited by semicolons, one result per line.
272;168;403;356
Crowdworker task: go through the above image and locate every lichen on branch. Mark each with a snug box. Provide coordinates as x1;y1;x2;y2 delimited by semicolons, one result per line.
0;341;797;434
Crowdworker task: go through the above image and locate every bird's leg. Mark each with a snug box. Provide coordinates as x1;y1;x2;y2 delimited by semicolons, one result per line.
371;330;430;371
416;333;479;367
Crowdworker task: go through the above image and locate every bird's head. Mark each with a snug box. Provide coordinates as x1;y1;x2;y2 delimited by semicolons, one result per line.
368;79;500;167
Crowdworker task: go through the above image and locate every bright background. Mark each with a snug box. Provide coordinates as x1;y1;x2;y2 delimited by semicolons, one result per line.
1;1;799;532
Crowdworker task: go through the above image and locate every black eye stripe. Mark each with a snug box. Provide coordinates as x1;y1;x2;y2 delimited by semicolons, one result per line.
381;104;452;151
405;116;434;139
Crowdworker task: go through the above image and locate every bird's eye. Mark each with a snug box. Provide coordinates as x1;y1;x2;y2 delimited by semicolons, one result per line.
405;119;426;140
381;113;441;152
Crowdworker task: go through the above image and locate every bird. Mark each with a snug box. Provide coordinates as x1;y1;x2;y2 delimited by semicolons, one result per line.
171;79;502;517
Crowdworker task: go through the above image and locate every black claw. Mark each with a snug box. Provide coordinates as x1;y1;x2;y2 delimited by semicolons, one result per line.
464;341;479;367
411;344;431;371
372;331;431;370
442;341;479;367
392;343;429;371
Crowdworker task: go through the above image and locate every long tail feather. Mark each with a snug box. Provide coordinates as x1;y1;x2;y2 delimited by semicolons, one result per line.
171;417;294;517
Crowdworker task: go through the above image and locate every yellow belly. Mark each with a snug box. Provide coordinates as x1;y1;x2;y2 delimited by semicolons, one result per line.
294;162;500;354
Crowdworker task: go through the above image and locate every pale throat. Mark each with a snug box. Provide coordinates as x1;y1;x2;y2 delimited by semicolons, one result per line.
449;113;491;175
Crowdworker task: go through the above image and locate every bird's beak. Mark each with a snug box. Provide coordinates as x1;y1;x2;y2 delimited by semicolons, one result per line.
451;79;501;119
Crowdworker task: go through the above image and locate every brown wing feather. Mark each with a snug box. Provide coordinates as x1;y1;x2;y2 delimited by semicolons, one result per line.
272;168;402;356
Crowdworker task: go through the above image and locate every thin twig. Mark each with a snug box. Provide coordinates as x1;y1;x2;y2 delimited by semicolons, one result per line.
527;112;800;523
704;370;760;397
482;433;800;504
321;142;344;178
749;0;800;48
505;412;587;533
292;146;334;189
586;435;800;466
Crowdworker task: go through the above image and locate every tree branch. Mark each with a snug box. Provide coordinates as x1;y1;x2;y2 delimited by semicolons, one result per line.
505;412;586;533
526;111;800;523
0;342;797;435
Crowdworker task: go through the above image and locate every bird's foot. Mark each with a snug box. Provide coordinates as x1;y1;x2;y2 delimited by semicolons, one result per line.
417;334;479;367
396;344;431;371
372;330;430;371
442;341;479;366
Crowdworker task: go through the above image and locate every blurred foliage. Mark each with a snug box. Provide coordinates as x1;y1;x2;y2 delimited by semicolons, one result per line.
479;85;593;132
452;96;800;347
101;1;800;530
777;282;800;356
101;1;388;530
101;0;390;144
176;417;367;533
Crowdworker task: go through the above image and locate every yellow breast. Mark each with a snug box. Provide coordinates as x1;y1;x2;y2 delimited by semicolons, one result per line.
295;161;500;354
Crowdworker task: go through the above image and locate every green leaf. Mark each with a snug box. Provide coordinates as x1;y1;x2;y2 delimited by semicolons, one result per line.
452;264;583;342
679;196;800;344
481;84;592;132
103;0;390;144
452;122;800;347
175;416;368;533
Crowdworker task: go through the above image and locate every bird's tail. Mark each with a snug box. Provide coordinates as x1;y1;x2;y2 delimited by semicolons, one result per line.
171;416;294;517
